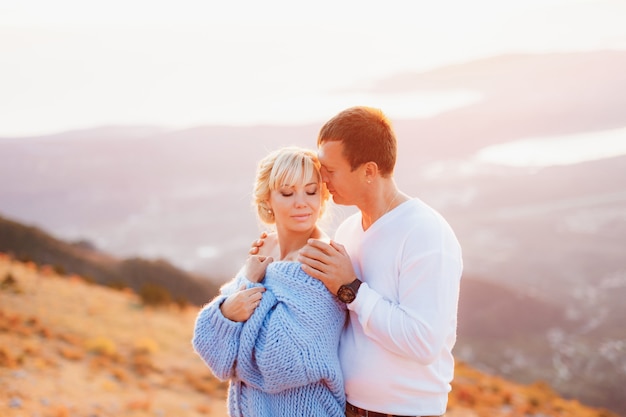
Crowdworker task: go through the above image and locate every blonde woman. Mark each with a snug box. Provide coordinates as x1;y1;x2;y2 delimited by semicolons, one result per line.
192;146;346;417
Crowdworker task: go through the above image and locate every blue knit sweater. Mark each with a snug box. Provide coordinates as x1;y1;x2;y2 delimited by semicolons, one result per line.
192;261;347;417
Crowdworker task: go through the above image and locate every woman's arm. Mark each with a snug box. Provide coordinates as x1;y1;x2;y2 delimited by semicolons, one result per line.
191;272;264;380
191;296;243;380
234;269;345;394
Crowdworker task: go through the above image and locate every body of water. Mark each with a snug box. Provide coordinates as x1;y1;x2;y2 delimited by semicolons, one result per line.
475;127;626;167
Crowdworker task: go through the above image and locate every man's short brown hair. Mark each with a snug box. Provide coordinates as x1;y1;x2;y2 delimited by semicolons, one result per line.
317;106;397;176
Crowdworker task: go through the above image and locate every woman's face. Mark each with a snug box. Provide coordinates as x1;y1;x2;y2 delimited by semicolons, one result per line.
268;175;322;234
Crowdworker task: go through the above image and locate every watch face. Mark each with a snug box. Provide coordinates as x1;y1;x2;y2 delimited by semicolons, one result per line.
337;285;356;303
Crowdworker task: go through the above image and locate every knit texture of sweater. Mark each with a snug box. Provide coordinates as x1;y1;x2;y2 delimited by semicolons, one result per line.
192;261;347;417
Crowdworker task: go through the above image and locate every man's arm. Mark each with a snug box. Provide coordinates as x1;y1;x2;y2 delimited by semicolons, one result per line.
299;236;462;364
352;250;462;363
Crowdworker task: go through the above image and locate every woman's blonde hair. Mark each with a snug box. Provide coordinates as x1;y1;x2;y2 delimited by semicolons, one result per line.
254;146;329;225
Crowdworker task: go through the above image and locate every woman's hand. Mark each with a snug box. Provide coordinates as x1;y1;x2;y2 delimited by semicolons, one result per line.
244;255;273;283
220;284;266;322
219;254;272;322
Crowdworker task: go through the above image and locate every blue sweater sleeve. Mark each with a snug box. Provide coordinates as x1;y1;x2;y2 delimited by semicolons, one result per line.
234;264;345;395
191;274;249;381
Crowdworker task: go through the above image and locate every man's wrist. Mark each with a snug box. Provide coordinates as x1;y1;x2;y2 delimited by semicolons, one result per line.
337;278;362;304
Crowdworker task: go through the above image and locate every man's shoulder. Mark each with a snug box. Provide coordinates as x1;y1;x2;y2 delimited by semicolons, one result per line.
402;198;451;225
392;199;460;245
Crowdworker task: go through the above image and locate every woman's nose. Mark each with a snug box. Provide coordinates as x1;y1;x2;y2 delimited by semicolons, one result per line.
294;192;306;206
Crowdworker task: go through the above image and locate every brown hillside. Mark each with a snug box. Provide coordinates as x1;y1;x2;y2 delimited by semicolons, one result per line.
0;253;228;417
0;213;220;306
0;254;618;417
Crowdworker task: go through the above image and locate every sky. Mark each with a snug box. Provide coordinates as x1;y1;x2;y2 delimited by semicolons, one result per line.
1;0;626;137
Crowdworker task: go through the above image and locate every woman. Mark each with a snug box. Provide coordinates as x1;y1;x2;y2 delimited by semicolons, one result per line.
192;146;347;417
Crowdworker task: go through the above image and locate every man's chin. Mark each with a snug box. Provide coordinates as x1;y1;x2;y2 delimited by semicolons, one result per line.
331;195;346;205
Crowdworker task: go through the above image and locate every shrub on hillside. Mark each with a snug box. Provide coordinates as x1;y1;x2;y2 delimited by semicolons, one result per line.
1;272;19;292
0;346;17;368
139;283;171;306
85;336;117;357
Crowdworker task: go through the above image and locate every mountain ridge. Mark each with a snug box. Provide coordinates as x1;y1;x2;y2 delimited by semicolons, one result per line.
0;213;219;306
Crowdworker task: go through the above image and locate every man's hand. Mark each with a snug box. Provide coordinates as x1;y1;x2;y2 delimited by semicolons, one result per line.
244;255;273;283
298;239;356;295
220;284;266;322
249;231;267;255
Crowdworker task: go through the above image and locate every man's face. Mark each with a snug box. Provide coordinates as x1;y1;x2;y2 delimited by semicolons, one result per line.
317;140;362;206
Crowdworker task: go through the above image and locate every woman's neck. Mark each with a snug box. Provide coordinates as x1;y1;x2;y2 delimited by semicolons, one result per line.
275;226;324;261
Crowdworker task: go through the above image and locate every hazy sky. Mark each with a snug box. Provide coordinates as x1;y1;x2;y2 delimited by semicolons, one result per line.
2;0;626;136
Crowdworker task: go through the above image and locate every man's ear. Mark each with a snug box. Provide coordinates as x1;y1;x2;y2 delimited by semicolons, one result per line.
363;161;379;183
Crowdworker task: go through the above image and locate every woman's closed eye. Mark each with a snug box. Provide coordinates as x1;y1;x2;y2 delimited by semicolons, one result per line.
305;184;318;195
280;191;316;197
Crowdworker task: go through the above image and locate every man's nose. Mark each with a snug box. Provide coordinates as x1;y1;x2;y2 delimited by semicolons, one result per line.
320;169;329;184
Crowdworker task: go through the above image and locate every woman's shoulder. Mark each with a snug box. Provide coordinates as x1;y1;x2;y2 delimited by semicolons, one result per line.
265;262;327;294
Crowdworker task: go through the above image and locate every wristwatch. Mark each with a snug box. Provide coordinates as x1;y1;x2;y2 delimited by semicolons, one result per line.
337;278;362;304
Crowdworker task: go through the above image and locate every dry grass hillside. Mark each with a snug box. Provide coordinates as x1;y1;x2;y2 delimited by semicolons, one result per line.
0;253;619;417
0;253;228;417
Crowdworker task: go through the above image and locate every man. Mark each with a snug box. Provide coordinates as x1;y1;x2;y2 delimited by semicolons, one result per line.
298;106;462;417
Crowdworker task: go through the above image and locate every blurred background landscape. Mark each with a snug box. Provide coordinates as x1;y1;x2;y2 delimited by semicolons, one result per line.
1;1;626;415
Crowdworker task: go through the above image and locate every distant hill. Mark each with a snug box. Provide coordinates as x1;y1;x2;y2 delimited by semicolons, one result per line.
456;272;626;416
0;255;619;417
0;213;219;306
385;50;626;159
457;277;574;340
